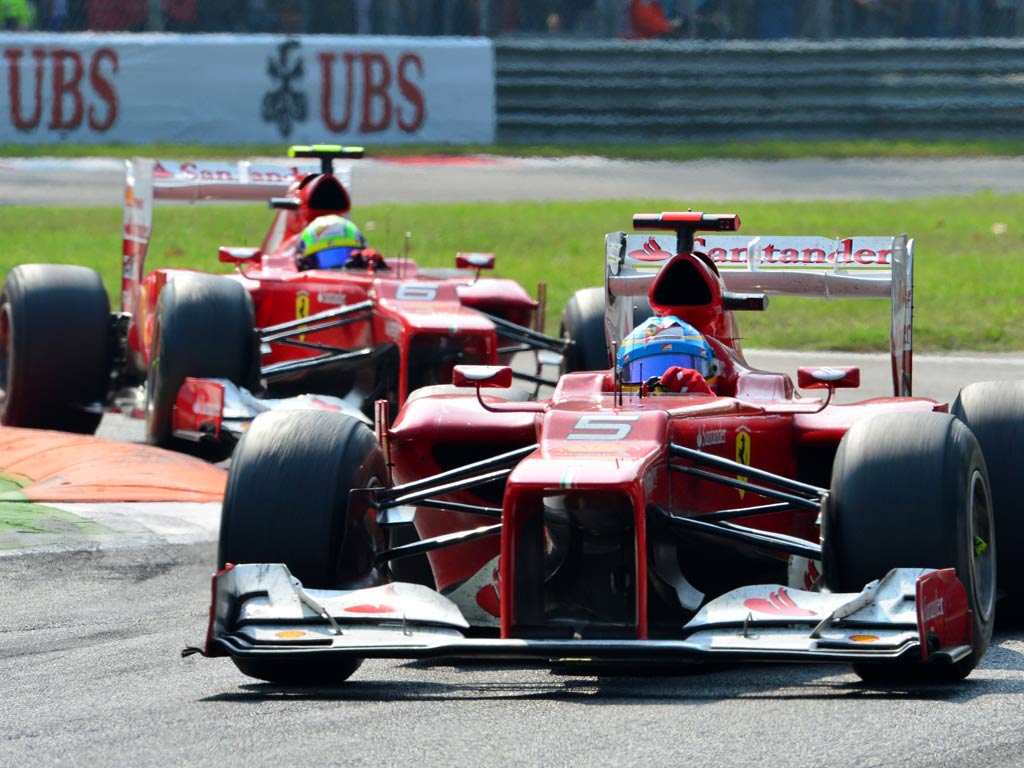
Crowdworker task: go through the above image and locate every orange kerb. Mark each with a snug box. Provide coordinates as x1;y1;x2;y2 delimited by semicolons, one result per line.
0;428;226;503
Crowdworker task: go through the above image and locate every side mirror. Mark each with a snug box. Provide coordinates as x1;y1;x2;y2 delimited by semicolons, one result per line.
456;252;495;270
797;366;861;390
451;365;546;414
452;365;513;389
218;247;262;265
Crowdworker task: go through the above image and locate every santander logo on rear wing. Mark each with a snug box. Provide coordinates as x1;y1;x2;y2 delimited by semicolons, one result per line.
145;158;351;200
604;227;914;397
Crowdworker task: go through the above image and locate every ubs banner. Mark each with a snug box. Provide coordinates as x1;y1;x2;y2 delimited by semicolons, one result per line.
0;33;495;144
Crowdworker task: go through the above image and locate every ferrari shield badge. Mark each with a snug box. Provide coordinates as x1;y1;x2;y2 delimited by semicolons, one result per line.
736;426;751;498
295;290;311;340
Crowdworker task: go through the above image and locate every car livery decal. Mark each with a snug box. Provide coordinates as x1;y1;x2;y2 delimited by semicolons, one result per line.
341;584;401;615
626;236;673;262
316;290;347;306
743;588;817;617
735;425;751;499
441;555;501;625
696;424;726;448
560;466;581;489
295;290;310;341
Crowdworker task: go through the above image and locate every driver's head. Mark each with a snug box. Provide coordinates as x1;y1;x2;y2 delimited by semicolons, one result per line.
296;214;365;270
617;315;716;384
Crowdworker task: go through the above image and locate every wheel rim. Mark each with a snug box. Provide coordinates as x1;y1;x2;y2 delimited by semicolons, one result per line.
335;470;387;590
968;468;996;624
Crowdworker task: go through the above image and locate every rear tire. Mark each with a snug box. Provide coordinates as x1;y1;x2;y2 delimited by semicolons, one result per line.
823;412;996;683
219;409;389;685
560;287;608;374
560;287;653;374
0;264;110;433
952;381;1024;595
145;274;257;454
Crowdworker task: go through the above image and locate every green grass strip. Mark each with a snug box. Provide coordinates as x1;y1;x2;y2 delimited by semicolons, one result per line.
2;191;1022;351
0;500;110;536
0;471;30;500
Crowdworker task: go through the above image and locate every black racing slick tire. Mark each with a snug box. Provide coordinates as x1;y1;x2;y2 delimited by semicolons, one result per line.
559;287;654;374
145;273;257;453
219;409;389;588
0;264;110;433
559;287;608;374
218;409;390;685
823;412;996;683
952;381;1024;595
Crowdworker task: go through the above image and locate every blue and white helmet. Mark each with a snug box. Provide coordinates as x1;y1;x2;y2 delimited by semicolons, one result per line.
617;316;715;383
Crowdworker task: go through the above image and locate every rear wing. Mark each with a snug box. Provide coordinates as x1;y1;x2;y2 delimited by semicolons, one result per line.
120;157;352;314
605;231;914;396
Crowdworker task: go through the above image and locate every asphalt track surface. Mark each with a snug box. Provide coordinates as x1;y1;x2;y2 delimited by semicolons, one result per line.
4;158;1024;767
3;154;1024;206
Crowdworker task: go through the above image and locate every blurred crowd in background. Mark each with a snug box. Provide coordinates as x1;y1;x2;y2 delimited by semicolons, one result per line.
2;0;1023;38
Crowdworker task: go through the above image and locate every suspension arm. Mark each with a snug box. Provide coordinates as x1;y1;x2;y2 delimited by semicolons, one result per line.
375;444;537;504
382;470;512;510
261;311;373;345
413;499;504;519
261;347;374;378
670;443;827;499
672;465;822;511
478;311;568;354
654;506;822;560
259;301;374;337
376;523;503;563
692;502;797;523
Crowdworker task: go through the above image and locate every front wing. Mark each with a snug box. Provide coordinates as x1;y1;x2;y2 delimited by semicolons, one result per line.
171;378;371;444
191;564;972;670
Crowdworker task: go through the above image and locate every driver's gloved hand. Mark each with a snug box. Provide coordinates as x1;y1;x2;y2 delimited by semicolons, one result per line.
660;366;713;394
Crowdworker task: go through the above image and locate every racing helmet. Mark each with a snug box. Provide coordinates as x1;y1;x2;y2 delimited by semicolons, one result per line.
617;316;716;384
297;214;366;270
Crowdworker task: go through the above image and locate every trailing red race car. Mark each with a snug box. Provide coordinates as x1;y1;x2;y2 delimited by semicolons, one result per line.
0;146;563;454
189;211;1021;686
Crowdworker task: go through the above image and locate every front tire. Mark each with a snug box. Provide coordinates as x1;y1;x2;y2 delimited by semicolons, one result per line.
219;409;388;588
0;264;110;433
952;381;1024;596
823;412;996;683
219;409;389;685
145;273;257;453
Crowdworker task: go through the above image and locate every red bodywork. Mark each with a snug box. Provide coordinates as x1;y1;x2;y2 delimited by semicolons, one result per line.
385;220;938;640
119;156;538;415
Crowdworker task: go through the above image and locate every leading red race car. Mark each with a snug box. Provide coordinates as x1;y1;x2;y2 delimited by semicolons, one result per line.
190;211;1021;686
0;146;562;454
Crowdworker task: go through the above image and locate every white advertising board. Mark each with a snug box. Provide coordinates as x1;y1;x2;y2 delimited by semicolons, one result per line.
0;33;495;144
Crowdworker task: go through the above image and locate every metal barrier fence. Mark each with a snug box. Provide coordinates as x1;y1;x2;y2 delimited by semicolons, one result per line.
495;37;1024;142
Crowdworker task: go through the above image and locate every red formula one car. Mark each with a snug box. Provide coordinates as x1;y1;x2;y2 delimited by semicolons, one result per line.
0;146;561;454
190;212;1020;686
